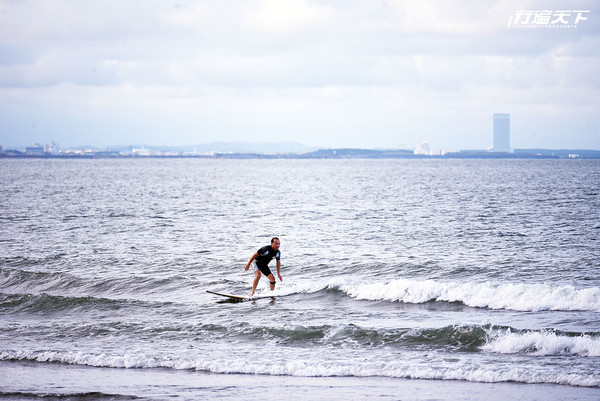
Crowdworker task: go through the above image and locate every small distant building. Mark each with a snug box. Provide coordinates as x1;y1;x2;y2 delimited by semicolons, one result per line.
45;141;60;155
493;113;510;152
414;141;449;156
414;141;431;155
131;146;151;156
26;144;45;156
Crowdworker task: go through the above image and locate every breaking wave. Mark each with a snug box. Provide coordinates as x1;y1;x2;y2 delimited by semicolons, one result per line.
483;327;600;357
2;343;598;388
5;267;599;313
290;278;600;312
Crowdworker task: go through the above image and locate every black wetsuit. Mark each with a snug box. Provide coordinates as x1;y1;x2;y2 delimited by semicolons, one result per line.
255;245;280;276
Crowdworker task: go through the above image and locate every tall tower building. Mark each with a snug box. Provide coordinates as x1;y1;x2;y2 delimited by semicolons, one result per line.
493;113;510;152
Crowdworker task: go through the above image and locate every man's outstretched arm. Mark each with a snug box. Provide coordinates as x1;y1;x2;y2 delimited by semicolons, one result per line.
245;252;258;270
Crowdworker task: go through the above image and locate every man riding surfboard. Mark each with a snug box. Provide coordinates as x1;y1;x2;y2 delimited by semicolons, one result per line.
244;237;282;296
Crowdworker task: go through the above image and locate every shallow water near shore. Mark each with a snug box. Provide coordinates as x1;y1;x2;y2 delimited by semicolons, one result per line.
1;158;599;399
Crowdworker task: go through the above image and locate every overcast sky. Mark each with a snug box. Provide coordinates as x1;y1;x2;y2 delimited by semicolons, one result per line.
1;0;599;150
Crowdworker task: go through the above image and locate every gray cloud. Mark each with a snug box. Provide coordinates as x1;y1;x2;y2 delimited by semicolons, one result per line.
0;0;598;149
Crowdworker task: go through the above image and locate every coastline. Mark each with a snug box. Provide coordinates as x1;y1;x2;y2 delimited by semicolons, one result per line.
2;148;600;159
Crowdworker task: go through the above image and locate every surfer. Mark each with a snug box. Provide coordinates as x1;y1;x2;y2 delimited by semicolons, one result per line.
244;237;282;296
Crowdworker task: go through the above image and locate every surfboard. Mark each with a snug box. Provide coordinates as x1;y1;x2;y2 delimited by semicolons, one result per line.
206;290;275;301
206;290;248;300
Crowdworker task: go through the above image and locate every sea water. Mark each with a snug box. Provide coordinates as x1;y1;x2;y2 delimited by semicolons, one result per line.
1;158;599;400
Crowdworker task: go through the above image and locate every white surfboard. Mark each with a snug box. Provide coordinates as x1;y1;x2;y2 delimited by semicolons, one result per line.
206;290;276;301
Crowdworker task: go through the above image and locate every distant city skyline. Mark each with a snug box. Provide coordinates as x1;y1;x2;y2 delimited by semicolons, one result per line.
1;1;599;150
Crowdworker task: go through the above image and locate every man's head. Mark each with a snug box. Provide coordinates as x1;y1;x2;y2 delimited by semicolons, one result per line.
271;237;280;250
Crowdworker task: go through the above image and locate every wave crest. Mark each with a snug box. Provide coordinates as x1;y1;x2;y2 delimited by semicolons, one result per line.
324;279;600;312
2;346;598;387
483;328;600;357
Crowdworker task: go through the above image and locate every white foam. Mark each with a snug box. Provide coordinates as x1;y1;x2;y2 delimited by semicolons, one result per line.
253;279;329;297
2;349;598;387
483;329;600;357
328;278;600;312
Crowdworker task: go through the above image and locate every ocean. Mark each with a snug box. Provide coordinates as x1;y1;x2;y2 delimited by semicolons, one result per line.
1;158;599;400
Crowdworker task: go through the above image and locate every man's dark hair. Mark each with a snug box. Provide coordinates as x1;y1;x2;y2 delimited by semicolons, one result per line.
271;237;279;244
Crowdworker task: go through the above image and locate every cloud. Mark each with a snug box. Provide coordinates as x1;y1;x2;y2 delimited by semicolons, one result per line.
0;0;598;149
246;0;334;33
